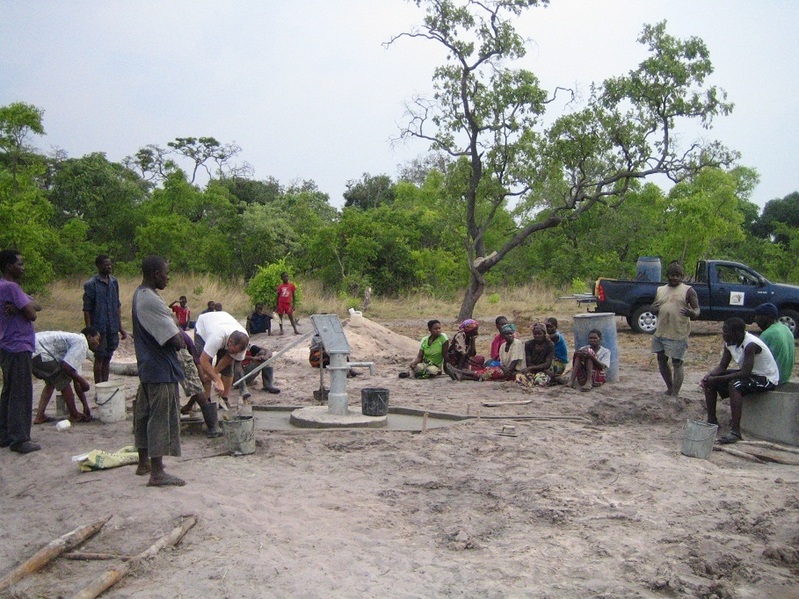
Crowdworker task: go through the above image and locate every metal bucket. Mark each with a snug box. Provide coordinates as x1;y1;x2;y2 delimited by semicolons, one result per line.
95;382;126;423
222;416;255;455
681;420;718;459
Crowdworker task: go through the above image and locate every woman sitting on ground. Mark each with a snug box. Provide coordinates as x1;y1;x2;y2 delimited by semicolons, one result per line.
516;322;555;388
545;317;569;379
408;319;449;378
446;319;482;370
568;329;611;391
446;323;524;381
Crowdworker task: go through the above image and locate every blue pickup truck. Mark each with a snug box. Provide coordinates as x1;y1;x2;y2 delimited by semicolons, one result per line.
594;260;799;336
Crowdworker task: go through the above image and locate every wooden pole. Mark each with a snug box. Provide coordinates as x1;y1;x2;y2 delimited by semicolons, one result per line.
72;514;197;599
0;516;110;593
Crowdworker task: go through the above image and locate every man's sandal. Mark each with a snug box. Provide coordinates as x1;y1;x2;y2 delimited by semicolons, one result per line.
718;431;742;444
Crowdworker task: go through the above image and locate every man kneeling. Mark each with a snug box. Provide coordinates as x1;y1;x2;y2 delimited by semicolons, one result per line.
701;317;779;444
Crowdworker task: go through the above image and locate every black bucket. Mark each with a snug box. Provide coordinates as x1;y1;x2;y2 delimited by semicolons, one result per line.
361;388;389;417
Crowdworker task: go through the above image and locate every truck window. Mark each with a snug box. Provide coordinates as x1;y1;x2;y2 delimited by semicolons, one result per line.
716;265;759;286
695;262;708;283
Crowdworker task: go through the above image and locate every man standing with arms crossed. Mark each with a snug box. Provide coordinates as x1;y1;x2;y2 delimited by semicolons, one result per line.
0;249;42;453
83;254;128;383
132;256;186;486
651;261;700;398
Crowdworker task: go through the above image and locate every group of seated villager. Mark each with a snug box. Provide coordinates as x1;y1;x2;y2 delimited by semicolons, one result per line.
405;317;611;390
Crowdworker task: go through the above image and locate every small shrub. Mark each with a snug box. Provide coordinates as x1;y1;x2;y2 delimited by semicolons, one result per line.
487;293;501;304
246;258;302;308
569;278;590;294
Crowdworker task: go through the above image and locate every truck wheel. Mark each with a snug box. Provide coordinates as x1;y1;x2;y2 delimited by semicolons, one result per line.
631;305;658;334
778;309;799;338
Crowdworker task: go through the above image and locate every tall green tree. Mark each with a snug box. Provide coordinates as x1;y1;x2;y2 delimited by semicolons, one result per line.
343;173;396;209
391;2;735;319
0;102;45;181
47;152;147;262
752;191;799;245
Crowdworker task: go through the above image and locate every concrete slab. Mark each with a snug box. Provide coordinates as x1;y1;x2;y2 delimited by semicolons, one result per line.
290;405;387;429
741;382;799;447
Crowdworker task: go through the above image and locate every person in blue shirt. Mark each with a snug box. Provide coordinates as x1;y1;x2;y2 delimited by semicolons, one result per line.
83;254;128;383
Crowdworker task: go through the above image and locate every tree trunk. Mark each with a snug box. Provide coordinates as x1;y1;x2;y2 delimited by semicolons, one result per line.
457;270;485;321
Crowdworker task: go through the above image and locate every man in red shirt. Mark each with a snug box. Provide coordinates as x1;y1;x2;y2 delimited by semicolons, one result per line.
275;272;300;335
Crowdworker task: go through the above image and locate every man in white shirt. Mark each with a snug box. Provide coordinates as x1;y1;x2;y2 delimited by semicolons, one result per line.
194;311;249;403
701;317;779;444
32;327;101;423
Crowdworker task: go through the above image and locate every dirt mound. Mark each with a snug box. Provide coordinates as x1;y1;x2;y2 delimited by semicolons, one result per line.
277;316;420;366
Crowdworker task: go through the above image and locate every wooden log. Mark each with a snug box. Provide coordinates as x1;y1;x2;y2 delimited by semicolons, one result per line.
738;440;799;454
713;445;765;463
0;516;110;593
62;552;135;561
72;514;198;599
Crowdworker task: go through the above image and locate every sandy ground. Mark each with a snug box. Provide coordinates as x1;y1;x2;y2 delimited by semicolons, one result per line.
1;314;798;598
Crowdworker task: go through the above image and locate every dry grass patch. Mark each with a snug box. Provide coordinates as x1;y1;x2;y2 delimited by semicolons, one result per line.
35;274;576;334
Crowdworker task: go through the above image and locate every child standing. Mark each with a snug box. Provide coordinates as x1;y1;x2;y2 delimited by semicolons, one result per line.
276;272;300;335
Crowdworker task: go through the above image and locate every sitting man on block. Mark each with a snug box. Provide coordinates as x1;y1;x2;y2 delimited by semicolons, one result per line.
32;328;101;423
753;302;795;385
701;317;779;444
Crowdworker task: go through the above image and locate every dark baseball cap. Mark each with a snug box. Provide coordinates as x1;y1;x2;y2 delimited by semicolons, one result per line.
754;303;778;318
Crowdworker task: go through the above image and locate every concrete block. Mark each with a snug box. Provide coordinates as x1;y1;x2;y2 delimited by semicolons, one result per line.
741;382;799;447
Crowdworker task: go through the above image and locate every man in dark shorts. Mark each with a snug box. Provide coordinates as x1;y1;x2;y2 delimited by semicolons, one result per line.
701;317;779;444
83;254;128;383
132;256;186;487
32;328;101;424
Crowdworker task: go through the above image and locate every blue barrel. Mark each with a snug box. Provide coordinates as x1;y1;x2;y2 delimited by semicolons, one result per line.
636;256;662;282
573;312;618;383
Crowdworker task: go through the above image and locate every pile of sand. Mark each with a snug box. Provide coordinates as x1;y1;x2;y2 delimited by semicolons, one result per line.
277;316;420;366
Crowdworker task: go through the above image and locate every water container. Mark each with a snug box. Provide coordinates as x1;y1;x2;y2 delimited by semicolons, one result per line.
222;416;255;455
636;256;662;282
361;388;389;416
95;382;126;423
681;420;718;459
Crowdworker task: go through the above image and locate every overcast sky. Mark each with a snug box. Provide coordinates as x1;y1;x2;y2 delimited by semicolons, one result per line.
2;1;797;209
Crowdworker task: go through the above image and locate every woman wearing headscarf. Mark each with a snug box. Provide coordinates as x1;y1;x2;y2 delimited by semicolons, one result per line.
446;319;481;370
446;323;524;381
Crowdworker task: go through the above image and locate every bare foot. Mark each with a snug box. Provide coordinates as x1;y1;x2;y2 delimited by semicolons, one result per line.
147;472;186;487
135;464;151;476
33;415;57;424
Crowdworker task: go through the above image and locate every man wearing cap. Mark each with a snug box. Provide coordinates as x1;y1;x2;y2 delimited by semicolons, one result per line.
193;310;249;405
754;303;794;385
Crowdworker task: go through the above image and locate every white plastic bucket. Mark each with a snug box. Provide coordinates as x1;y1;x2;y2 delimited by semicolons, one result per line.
222;416;255;455
95;382;126;424
681;420;718;459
